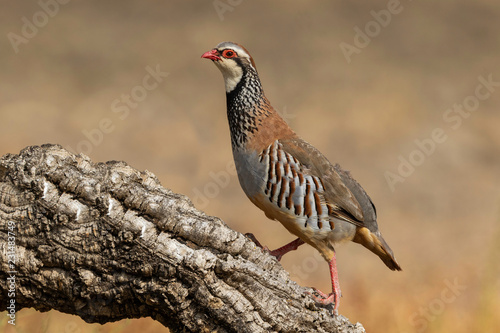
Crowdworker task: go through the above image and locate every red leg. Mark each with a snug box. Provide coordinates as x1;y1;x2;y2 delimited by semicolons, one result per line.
269;238;305;261
310;254;341;314
245;234;304;261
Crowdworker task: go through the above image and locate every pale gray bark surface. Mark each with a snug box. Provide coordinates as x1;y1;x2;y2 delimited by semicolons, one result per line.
0;144;365;333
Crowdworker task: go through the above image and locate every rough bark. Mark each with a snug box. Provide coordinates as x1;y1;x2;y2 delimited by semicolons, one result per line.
0;144;365;333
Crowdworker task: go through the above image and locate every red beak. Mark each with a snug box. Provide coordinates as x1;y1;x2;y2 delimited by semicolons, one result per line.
201;49;220;61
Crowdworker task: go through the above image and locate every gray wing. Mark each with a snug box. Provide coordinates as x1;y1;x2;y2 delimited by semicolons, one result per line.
333;164;380;233
279;137;366;227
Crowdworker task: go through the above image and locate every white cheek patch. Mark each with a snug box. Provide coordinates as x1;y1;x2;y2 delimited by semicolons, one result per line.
215;60;243;93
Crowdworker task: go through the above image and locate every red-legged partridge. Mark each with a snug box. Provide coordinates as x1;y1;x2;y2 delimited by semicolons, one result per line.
202;42;402;313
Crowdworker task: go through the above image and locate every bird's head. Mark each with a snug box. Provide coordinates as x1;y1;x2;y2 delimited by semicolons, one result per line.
201;42;257;93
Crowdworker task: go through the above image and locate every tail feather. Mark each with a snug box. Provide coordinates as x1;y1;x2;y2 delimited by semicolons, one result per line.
353;227;402;271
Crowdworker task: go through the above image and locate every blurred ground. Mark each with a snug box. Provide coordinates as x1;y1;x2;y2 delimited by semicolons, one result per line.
1;1;499;332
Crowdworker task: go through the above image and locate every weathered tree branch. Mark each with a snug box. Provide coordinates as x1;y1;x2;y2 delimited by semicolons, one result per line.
0;144;364;332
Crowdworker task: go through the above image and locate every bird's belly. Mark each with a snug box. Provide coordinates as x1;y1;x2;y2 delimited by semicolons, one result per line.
251;192;356;250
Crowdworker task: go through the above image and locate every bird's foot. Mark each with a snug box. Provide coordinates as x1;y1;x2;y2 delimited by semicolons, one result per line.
245;233;264;248
245;234;304;262
308;288;340;315
310;288;338;302
245;233;280;260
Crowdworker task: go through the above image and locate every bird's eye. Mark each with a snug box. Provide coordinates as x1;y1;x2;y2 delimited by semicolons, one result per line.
222;50;237;58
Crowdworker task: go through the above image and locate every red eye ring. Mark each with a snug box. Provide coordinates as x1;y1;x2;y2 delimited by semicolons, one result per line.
222;49;237;58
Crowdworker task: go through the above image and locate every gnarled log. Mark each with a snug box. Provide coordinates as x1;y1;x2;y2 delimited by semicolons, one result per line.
0;144;365;333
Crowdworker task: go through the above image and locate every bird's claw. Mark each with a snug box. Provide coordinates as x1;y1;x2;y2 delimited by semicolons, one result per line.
307;288;340;315
245;233;264;248
311;287;342;299
245;233;283;261
245;233;269;250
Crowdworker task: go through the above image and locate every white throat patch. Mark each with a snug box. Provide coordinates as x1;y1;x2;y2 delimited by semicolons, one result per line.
214;60;243;93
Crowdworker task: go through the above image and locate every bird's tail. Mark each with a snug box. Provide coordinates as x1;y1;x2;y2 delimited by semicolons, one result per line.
353;227;402;271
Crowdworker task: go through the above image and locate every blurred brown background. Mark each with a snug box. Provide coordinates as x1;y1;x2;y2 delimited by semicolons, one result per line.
1;1;499;332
